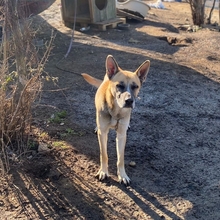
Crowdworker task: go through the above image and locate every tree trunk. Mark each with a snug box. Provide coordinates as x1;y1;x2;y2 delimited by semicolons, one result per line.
189;0;206;25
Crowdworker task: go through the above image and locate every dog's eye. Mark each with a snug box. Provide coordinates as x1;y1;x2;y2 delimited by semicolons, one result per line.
116;84;125;91
131;84;139;90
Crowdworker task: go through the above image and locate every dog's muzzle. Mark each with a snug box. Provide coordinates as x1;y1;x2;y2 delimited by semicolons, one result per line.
124;98;134;108
116;90;135;109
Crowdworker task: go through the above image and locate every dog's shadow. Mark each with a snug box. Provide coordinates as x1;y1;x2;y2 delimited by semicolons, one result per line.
100;177;180;219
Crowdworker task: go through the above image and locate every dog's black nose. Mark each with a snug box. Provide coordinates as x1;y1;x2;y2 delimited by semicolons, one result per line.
125;98;133;107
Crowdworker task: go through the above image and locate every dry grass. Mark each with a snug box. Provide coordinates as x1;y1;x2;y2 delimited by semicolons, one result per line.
0;0;53;174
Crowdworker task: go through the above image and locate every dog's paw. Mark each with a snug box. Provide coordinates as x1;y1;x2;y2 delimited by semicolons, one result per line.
96;169;109;181
118;173;130;186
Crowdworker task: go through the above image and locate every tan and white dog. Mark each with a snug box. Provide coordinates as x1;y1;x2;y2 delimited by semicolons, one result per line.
82;55;150;185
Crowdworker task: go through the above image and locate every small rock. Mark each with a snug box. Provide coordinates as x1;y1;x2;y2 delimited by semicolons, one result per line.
38;142;51;153
129;161;136;167
128;38;139;44
192;25;200;32
27;155;33;160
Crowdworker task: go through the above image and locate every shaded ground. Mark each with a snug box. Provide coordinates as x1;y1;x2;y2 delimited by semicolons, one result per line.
1;1;220;219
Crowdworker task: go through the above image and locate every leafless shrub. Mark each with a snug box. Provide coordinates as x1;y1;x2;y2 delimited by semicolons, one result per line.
0;0;53;175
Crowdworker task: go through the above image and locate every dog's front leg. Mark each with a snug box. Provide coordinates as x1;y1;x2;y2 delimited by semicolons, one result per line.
116;119;130;185
96;115;109;180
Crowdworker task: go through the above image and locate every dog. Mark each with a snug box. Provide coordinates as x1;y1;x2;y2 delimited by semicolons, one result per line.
82;55;150;185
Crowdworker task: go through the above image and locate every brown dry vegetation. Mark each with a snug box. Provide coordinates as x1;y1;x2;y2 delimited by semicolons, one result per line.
0;0;54;175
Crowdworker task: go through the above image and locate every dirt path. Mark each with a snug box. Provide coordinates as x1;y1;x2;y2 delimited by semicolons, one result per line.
1;1;220;219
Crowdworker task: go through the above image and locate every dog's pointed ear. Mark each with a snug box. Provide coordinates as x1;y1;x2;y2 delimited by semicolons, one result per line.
135;60;150;84
106;55;119;79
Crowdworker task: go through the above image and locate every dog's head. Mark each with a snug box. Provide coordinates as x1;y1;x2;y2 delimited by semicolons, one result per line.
106;55;150;109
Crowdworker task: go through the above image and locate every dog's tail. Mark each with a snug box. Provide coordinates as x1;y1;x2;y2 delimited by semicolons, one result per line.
81;73;102;88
